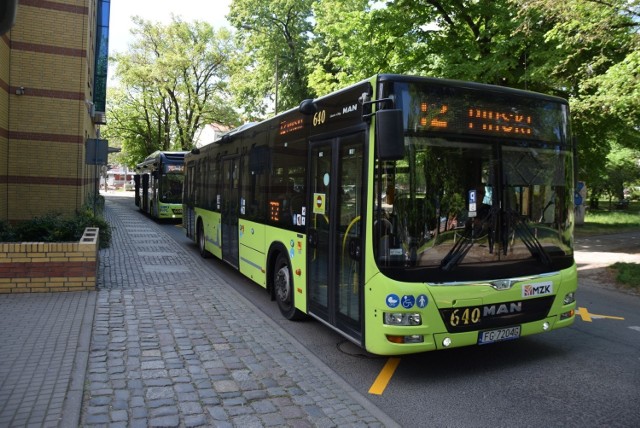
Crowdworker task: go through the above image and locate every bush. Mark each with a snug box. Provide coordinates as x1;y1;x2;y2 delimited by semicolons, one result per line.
73;207;112;249
13;213;75;242
0;220;16;241
0;209;111;249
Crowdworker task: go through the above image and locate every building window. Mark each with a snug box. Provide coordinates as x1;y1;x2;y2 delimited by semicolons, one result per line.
93;0;110;114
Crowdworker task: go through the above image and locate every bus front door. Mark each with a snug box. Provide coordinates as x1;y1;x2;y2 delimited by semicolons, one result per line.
308;132;364;343
221;156;240;268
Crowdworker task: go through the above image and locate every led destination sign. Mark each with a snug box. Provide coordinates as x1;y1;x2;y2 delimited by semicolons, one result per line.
418;101;534;138
404;83;568;144
468;108;533;136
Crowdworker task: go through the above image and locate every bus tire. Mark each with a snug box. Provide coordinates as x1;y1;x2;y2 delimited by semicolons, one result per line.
273;252;305;321
197;220;209;258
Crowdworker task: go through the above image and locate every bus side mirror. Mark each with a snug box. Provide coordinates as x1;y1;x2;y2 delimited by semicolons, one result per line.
376;109;405;160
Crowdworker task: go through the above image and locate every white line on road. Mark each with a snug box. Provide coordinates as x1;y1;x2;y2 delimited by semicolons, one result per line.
629;326;640;332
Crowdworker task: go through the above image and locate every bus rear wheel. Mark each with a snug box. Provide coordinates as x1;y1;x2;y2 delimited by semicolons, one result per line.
197;221;209;258
274;253;305;320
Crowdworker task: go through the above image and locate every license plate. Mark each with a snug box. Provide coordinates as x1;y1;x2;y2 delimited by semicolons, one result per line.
478;326;521;345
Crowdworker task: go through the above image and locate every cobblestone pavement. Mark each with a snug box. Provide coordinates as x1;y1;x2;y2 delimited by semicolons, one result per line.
81;194;397;427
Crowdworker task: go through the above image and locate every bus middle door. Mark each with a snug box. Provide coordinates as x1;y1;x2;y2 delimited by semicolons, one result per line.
307;131;365;343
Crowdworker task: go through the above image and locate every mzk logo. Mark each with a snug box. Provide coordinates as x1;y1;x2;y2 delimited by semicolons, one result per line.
522;281;553;298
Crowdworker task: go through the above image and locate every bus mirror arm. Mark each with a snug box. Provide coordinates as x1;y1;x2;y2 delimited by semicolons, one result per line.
362;97;395;120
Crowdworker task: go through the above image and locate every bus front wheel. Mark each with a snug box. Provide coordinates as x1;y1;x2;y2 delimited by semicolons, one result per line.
273;253;305;321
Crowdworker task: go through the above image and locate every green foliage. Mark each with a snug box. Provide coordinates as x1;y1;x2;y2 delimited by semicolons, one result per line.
610;262;640;289
0;220;16;241
108;1;639;194
105;17;241;167
587;144;640;203
0;208;112;249
518;0;640;183
12;213;74;242
308;0;413;94
228;0;315;116
305;0;640;188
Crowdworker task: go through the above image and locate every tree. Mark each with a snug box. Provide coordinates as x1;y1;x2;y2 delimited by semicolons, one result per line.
307;0;419;95
517;0;640;181
587;144;640;208
104;17;240;166
307;0;639;190
227;0;315;117
308;0;551;92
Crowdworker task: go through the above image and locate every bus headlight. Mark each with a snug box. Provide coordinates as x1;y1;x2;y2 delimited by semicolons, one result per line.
384;312;422;326
563;292;575;305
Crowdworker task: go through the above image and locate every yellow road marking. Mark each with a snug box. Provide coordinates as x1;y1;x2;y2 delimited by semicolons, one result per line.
576;307;625;323
577;307;592;322
368;357;401;395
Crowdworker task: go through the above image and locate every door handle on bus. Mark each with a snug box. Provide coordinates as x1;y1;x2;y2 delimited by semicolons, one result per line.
348;237;361;260
308;229;319;248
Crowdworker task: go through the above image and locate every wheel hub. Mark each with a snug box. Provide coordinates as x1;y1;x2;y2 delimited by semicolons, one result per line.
275;267;290;301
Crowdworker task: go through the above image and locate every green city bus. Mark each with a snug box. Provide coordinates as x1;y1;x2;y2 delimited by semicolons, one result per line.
134;151;188;220
183;74;577;356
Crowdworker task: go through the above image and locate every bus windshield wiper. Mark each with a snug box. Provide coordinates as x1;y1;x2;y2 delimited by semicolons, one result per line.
440;208;496;272
505;209;552;265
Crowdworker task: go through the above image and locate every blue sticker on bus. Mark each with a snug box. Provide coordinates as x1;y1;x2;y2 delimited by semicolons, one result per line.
386;294;400;308
416;294;429;308
401;295;416;309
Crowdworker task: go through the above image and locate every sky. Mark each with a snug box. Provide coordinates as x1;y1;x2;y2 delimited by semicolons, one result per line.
108;0;233;55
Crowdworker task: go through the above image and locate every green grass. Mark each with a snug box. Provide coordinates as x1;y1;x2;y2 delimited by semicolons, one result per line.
610;263;640;290
575;200;640;237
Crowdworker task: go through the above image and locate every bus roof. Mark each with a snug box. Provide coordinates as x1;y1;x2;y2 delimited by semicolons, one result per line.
203;74;568;147
137;151;188;169
376;74;569;105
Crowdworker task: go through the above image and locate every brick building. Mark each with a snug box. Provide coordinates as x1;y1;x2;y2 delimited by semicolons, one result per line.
0;0;110;223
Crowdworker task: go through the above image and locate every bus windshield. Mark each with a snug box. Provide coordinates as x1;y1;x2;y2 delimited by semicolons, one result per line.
160;172;184;204
374;82;574;282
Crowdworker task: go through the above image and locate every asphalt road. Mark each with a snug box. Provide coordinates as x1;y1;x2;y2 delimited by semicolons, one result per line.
132;194;640;427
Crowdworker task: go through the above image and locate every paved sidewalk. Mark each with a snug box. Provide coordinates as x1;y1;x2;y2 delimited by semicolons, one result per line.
91;194;396;427
574;230;640;268
0;291;94;427
1;193;638;427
